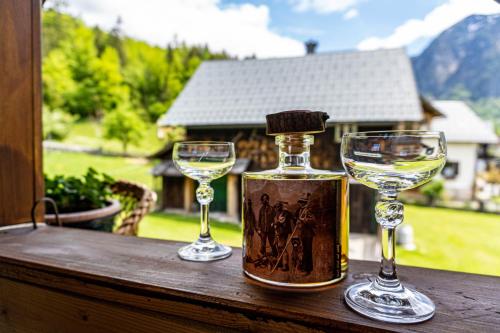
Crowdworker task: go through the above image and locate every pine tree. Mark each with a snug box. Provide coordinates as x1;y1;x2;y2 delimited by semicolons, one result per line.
108;16;127;66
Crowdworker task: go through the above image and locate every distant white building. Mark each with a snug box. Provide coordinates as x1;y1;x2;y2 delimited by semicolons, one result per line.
431;101;498;200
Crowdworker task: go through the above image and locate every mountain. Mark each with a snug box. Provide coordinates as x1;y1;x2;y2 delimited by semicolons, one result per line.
412;14;500;101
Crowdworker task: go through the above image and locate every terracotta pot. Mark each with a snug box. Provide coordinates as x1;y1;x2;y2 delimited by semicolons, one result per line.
45;199;121;232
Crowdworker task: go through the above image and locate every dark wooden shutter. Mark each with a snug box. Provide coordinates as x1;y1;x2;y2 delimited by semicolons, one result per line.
0;0;43;225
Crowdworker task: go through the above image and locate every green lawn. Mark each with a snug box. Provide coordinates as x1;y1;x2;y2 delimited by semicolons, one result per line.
61;120;165;156
44;150;156;189
139;213;242;247
397;205;499;276
139;206;500;277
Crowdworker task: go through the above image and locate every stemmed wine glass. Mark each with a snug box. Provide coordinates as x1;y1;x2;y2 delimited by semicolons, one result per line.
341;131;446;323
173;141;235;261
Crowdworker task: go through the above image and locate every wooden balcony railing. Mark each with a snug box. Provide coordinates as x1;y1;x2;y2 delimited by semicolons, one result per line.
0;224;498;333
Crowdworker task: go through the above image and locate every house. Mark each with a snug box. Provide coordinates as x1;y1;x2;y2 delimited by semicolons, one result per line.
430;100;498;200
153;47;441;230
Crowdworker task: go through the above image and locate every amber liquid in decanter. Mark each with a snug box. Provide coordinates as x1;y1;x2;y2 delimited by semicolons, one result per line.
242;126;349;288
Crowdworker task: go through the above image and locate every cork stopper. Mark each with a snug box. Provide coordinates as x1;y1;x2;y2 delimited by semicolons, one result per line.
266;110;329;135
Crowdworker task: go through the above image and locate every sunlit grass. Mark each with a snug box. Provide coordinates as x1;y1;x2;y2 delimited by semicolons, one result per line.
61;120;165;156
44;150;156;189
139;212;242;247
139;206;500;276
397;205;500;276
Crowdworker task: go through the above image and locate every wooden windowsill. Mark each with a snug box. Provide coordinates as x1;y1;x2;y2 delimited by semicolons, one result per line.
0;224;498;332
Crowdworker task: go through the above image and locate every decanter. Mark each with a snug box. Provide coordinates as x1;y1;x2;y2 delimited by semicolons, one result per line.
242;110;348;288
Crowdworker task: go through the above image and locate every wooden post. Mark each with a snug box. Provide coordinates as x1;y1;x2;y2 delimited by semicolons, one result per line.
161;177;169;210
183;177;194;212
0;0;43;225
226;174;239;220
396;122;406;130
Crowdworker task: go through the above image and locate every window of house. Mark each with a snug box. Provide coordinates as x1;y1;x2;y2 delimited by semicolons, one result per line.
442;161;459;179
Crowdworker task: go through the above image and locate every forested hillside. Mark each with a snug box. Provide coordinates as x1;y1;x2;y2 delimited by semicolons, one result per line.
42;6;231;152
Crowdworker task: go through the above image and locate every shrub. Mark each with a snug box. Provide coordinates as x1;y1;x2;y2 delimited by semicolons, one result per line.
421;180;444;206
148;102;168;123
45;168;115;213
43;107;75;140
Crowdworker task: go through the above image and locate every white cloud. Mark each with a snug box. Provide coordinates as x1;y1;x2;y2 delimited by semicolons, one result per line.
61;0;304;59
290;0;358;14
357;0;500;50
343;8;359;20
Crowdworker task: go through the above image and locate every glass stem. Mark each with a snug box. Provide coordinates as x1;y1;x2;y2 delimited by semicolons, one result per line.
375;193;404;290
200;202;210;239
378;227;398;284
196;181;214;240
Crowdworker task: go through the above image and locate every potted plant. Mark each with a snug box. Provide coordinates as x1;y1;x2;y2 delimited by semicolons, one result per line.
44;168;121;232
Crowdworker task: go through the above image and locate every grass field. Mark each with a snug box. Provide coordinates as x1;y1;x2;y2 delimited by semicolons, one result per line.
398;205;499;276
62;120;165;156
139;207;500;277
139;213;243;247
44;150;156;189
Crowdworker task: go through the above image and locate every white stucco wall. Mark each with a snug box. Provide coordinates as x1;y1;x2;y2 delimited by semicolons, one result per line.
443;143;478;200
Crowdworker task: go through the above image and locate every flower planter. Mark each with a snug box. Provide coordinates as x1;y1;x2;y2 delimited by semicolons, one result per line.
44;199;121;232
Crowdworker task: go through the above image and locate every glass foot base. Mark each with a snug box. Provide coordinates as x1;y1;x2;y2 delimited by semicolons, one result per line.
177;237;232;262
345;281;435;323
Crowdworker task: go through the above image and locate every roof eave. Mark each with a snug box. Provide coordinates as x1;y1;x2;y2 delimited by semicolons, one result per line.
446;139;499;145
159;117;423;128
420;96;444;118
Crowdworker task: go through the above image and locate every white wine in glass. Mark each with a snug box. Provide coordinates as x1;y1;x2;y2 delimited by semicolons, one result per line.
173;142;235;261
341;131;446;323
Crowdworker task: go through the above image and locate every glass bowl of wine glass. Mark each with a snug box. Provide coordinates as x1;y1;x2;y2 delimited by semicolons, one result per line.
341;130;446;323
173;141;235;261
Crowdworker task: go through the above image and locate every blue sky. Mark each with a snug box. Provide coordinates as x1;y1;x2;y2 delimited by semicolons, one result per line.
221;0;442;55
62;0;500;58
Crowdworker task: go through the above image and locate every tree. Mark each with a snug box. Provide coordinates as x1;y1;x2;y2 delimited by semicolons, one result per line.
65;33;129;118
108;16;127;66
123;40;169;122
149;102;169;122
64;26;98;82
62;26;101;117
41;5;232;125
42;49;76;110
92;47;130;116
472;98;500;135
103;106;145;154
93;26;108;56
41;3;80;58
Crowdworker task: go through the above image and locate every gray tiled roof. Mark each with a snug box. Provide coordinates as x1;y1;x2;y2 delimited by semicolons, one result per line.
431;100;498;144
158;48;423;127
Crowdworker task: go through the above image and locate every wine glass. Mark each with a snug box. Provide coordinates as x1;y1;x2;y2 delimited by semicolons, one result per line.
173;141;235;261
341;130;446;323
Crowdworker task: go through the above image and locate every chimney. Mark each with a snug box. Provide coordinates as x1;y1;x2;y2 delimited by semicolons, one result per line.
305;40;318;55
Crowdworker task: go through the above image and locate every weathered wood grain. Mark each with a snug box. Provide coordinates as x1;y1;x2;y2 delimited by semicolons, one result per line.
0;225;499;332
0;0;43;225
0;278;238;333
